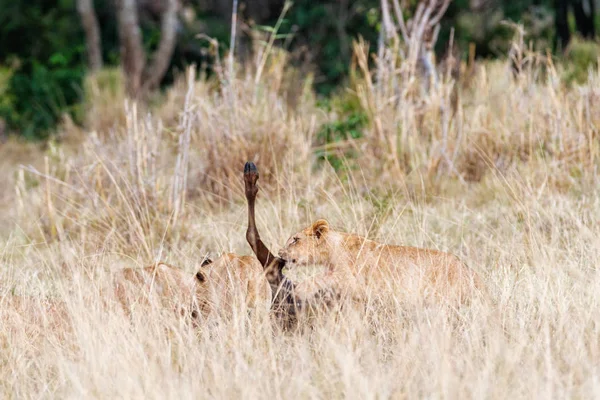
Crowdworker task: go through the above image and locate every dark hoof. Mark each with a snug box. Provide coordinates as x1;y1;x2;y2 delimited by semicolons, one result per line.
244;162;258;175
244;161;259;187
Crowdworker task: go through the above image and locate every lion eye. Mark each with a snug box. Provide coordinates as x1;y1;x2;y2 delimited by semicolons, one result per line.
292;237;299;244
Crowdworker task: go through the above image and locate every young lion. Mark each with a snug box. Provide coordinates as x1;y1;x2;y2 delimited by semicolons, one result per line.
243;161;482;314
114;253;271;322
244;162;344;329
278;219;483;304
113;261;210;322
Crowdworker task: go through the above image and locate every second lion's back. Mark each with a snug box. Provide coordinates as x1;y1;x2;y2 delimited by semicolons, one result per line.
204;254;271;313
113;263;199;318
238;255;272;311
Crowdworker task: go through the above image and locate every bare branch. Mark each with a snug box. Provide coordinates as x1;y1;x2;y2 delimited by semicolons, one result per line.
414;1;435;43
228;0;239;81
428;0;451;28
391;0;410;43
380;0;399;43
412;2;426;33
430;23;441;49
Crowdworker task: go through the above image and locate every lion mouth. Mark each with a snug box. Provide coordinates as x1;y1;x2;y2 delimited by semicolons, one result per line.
278;250;295;263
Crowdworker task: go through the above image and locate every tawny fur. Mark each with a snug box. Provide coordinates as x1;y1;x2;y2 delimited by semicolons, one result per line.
1;295;71;336
200;253;272;315
113;254;271;321
0;254;271;339
112;262;209;321
278;219;483;305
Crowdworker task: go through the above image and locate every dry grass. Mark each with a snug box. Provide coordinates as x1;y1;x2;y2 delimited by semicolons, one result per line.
1;42;600;398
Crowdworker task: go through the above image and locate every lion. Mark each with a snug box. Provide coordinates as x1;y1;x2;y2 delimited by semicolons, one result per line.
1;253;270;335
113;253;272;323
278;219;483;304
244;162;342;329
243;161;484;321
112;261;210;323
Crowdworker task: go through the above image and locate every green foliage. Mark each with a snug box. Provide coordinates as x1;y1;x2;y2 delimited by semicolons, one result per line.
275;1;380;94
8;60;85;139
449;1;555;57
0;67;15;121
315;93;368;172
0;0;86;138
1;0;599;139
562;37;600;84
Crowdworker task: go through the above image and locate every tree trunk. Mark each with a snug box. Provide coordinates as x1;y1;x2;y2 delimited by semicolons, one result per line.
554;0;571;50
116;0;145;97
572;0;596;38
76;0;103;71
142;0;179;92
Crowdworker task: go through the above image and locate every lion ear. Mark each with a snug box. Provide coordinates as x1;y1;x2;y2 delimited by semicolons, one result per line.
196;271;207;283
201;257;213;267
312;219;330;239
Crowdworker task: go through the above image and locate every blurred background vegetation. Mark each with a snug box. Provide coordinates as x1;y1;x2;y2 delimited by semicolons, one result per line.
0;0;598;139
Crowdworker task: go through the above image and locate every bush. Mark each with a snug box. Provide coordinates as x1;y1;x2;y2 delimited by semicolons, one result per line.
315;93;367;173
0;67;15;123
273;0;380;94
562;37;600;85
0;0;86;139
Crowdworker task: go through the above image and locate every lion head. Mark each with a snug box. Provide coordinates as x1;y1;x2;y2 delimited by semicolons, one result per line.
278;219;331;267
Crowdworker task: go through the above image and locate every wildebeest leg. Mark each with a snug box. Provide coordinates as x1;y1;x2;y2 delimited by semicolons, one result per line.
243;162;340;329
244;162;278;268
243;162;289;286
243;162;298;326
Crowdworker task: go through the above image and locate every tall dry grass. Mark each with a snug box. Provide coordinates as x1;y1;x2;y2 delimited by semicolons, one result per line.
1;39;600;398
